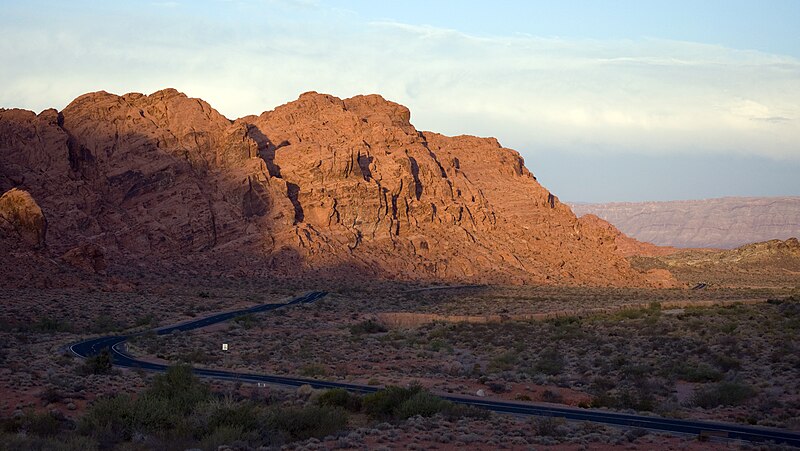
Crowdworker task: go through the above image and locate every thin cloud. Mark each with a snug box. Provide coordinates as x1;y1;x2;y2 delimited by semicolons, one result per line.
1;8;798;161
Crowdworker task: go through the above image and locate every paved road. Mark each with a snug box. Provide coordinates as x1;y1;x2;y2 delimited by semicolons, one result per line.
69;292;800;447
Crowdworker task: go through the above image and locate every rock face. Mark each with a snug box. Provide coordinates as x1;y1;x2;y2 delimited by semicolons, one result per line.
0;188;47;248
0;89;667;286
576;214;677;258
570;197;800;249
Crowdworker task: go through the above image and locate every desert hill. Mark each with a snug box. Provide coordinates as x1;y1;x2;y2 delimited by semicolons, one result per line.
570;197;800;249
0;89;674;287
630;238;800;288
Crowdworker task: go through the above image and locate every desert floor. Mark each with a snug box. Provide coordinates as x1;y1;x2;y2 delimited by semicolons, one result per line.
1;281;798;449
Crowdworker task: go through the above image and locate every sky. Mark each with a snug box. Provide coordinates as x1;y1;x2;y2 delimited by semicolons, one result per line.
1;0;799;202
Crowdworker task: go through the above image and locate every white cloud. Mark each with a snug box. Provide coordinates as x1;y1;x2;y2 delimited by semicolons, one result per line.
1;9;798;160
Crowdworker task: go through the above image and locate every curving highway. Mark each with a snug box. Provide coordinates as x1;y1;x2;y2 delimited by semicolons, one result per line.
69;291;800;447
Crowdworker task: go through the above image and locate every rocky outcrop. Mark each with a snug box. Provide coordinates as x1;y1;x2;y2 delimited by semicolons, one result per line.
570;197;800;249
630;237;800;288
62;243;107;273
0;89;670;286
0;188;46;248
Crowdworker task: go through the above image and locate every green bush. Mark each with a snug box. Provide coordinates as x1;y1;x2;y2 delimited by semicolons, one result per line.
488;351;518;373
234;314;256;329
362;385;421;419
0;432;98;451
1;411;65;438
80;365;211;443
298;364;328;378
442;403;490;420
196;399;261;435
31;317;75;333
78;394;136;442
362;385;457;420
147;365;210;414
532;416;566;437
592;388;655;411
89;315;126;333
675;363;723;382
266;405;347;442
692;382;756;409
396;391;450;419
199;425;254;450
533;348;565;376
317;388;362;412
80;348;113;375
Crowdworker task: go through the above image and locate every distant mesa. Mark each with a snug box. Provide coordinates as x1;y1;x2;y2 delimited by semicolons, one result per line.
0;88;677;287
571;197;800;249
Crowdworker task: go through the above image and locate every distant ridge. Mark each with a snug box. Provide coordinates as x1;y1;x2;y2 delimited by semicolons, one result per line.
570;197;800;249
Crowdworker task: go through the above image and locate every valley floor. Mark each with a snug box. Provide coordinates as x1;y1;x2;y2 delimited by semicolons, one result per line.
1;281;798;449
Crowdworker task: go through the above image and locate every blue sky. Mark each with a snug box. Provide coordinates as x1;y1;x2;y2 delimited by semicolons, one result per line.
1;0;799;201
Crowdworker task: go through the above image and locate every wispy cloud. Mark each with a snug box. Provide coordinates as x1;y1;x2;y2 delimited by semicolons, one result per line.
1;5;798;161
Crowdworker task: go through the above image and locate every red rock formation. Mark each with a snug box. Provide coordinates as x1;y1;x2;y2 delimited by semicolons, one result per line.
0;188;47;248
62;243;107;273
0;89;674;286
576;214;678;258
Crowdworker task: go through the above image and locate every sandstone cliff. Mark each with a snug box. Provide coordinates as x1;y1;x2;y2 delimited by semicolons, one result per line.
0;89;672;287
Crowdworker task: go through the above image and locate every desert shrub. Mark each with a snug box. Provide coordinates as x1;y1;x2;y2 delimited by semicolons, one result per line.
317;388;362;412
612;308;647;321
349;320;387;335
198;291;211;298
0;433;98;451
31;317;74;333
712;354;742;372
592;387;655;412
234;314;256;329
532;416;567;437
199;425;254;450
78;394;136;442
363;385;420;419
3;412;64;438
266;405;347;443
133;314;156;328
541;389;564;403
362;385;461;420
147;365;210;414
80;348;113;375
442;403;491;420
80;365;211;443
178;349;214;364
533;348;565;376
427;338;451;352
40;387;65;404
396;391;450;419
488;351;518;373
298;364;328;378
191;399;261;436
89;315;126;333
692;381;756;409
675;363;723;382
